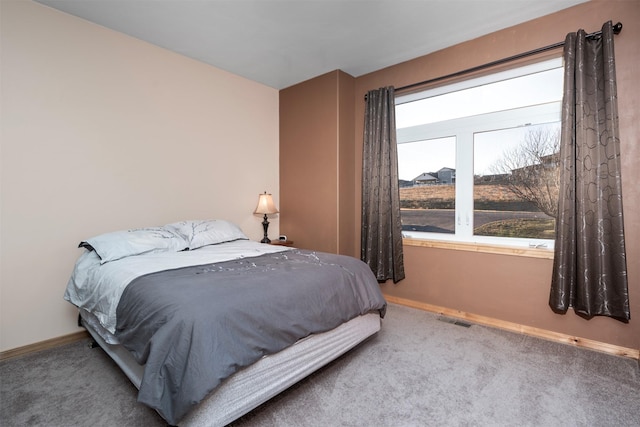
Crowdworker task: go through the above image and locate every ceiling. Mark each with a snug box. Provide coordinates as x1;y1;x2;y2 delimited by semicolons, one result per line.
35;0;588;90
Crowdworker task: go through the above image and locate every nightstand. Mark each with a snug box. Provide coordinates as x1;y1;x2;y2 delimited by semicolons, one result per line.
269;240;294;247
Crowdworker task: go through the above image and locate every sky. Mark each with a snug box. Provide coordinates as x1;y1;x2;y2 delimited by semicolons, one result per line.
395;65;563;181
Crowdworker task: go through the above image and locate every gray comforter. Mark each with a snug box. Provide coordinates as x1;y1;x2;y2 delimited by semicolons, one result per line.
114;249;386;425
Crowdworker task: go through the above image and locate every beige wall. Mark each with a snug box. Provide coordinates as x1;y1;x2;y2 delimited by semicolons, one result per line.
0;1;279;352
355;0;639;351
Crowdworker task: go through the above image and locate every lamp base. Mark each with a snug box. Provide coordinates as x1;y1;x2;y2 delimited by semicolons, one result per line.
261;214;271;244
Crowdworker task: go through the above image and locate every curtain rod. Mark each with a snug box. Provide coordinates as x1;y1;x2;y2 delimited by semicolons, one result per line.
367;21;622;100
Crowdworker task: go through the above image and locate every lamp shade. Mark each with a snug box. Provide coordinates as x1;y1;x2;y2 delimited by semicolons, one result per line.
254;192;279;215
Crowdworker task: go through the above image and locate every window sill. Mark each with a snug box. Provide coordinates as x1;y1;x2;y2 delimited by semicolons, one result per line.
402;237;555;259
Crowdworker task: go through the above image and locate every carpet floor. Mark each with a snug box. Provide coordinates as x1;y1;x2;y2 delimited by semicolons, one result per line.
1;303;638;426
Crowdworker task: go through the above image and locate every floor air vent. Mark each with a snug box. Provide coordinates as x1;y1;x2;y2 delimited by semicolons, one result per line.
437;317;472;328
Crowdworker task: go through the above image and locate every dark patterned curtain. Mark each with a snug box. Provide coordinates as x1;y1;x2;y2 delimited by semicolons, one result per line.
550;21;629;321
361;87;405;283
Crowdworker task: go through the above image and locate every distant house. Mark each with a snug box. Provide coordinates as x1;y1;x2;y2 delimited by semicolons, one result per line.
475;173;509;184
413;172;438;185
510;153;560;179
436;167;456;184
412;167;456;185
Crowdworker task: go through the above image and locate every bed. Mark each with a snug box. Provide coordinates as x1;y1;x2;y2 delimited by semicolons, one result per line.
64;220;386;426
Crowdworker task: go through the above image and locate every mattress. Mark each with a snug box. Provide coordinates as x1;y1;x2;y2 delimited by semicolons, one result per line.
81;310;381;427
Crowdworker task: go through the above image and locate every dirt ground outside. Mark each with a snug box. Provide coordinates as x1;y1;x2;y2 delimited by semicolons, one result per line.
400;183;536;211
399;184;555;238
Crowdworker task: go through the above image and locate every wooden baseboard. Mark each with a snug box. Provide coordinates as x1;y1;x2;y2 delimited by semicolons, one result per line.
384;295;640;361
0;330;89;362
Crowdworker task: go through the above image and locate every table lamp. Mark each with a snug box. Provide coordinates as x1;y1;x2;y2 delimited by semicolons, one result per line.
254;191;278;243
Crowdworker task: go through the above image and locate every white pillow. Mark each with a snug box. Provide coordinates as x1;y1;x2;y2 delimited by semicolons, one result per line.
80;227;188;264
165;220;248;250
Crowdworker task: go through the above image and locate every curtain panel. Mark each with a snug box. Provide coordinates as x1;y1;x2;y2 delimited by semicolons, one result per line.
550;21;629;321
361;87;405;283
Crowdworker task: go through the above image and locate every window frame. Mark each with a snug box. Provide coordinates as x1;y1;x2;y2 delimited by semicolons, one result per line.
395;58;563;254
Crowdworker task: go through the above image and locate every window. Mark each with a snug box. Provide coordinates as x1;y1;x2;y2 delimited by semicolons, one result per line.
396;58;562;249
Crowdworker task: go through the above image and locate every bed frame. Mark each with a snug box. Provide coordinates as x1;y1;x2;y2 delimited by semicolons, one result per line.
80;310;381;426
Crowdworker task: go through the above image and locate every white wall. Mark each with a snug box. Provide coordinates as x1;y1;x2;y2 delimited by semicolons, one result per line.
0;0;280;352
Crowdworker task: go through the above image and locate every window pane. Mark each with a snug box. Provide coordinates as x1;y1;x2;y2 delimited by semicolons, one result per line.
473;123;560;239
396;67;563;129
398;137;456;234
